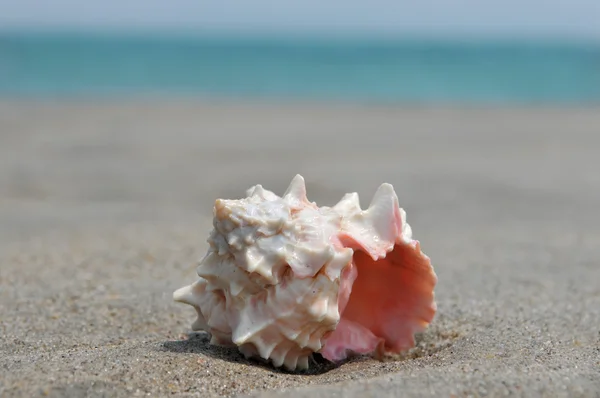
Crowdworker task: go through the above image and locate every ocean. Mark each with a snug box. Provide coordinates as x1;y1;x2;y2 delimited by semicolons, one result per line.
1;32;599;104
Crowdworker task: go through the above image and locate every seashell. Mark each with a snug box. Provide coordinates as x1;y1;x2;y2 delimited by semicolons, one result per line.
173;175;437;371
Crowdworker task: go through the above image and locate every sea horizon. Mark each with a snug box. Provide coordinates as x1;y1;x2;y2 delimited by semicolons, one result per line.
1;30;599;104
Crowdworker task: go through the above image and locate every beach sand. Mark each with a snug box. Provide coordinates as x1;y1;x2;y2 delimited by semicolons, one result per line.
0;101;598;397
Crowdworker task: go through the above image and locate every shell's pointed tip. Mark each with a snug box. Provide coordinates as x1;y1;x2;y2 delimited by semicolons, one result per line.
365;184;399;217
246;184;265;197
290;174;306;188
284;174;308;200
368;183;396;208
334;192;361;210
173;285;191;303
214;198;225;208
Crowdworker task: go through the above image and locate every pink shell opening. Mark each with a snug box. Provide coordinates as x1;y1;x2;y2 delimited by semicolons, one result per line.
321;221;437;362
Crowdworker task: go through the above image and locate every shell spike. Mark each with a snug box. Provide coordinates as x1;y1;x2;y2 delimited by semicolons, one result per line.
283;174;308;204
246;184;265;197
297;355;309;370
173;284;195;305
333;192;361;213
367;183;397;210
362;183;402;241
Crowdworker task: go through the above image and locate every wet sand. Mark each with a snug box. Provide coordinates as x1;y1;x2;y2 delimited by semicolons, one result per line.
0;101;599;397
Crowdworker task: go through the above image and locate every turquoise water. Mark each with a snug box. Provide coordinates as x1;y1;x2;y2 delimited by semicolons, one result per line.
1;33;599;103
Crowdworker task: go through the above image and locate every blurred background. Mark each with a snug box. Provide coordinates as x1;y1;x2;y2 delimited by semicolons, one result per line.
0;0;599;229
0;0;599;236
0;0;599;102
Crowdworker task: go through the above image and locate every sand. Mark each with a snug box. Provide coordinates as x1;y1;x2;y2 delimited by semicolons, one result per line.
0;101;598;397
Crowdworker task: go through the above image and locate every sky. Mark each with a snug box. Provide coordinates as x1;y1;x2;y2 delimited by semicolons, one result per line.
1;0;599;40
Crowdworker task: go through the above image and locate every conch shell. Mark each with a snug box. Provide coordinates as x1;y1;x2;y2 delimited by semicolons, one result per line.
174;175;437;371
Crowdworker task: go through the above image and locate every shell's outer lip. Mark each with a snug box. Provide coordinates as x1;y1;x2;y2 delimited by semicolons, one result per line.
173;174;436;370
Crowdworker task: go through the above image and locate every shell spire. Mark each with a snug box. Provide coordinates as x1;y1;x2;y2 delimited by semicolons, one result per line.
364;183;402;245
173;175;437;371
283;174;308;206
